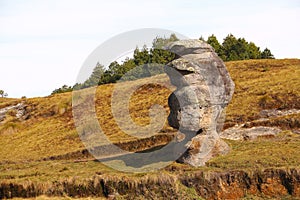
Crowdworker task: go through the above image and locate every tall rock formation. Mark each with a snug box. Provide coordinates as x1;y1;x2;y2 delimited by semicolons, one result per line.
164;39;235;166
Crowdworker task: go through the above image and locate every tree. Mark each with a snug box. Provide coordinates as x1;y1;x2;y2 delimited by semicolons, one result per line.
99;70;113;84
248;42;261;59
79;62;105;88
122;58;136;72
222;34;239;61
151;34;177;65
150;48;176;65
236;38;249;60
0;90;7;98
133;45;151;66
261;48;274;59
150;34;178;75
86;62;105;86
119;58;138;81
132;45;152;79
73;33;275;90
77;34;180;87
199;36;205;41
106;61;122;83
51;85;72;95
206;34;223;59
152;33;179;49
217;34;272;61
207;34;222;53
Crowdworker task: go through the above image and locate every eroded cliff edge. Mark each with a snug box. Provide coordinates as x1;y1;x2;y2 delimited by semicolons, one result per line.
1;168;300;199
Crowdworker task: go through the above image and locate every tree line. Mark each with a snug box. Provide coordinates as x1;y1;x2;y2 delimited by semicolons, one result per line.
52;34;179;94
203;34;274;61
52;33;274;94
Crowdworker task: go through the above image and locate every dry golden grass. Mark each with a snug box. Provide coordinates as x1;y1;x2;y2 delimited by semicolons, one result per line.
94;74;175;143
0;98;21;109
207;131;300;170
0;74;176;163
0;93;83;162
225;59;300;125
0;59;300;187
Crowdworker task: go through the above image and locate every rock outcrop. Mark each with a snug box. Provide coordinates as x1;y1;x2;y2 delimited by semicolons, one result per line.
0;103;28;123
220;125;282;141
164;39;235;166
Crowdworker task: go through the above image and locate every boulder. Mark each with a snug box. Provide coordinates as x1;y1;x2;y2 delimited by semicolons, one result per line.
164;39;235;166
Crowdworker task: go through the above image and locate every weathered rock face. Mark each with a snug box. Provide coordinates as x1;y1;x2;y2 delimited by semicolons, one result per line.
220;125;282;141
164;39;235;166
0;103;28;123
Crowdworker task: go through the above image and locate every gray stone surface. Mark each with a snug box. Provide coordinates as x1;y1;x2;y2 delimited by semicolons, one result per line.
0;103;27;123
164;39;235;166
220;125;282;141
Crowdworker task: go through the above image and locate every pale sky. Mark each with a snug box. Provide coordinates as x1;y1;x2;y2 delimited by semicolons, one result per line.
0;0;299;98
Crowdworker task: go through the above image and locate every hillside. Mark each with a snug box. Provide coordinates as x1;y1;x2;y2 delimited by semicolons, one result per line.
0;59;300;199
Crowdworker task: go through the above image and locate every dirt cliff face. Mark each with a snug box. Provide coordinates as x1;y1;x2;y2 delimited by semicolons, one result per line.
180;168;300;200
1;168;299;199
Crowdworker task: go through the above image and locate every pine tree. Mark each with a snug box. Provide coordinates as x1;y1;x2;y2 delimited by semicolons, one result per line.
261;48;274;59
248;42;261;59
133;45;151;66
152;33;179;49
207;35;222;53
83;62;105;87
236;38;249;60
222;34;239;61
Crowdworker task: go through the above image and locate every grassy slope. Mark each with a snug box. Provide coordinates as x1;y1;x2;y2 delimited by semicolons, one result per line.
0;75;176;162
225;59;300;125
0;59;300;185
